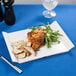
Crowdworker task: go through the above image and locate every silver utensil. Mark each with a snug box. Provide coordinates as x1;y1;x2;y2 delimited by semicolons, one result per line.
0;55;22;73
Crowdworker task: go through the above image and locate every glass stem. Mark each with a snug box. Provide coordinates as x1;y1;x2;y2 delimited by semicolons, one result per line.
47;10;51;14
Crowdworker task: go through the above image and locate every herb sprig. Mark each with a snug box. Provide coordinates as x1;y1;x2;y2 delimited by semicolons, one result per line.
45;25;62;48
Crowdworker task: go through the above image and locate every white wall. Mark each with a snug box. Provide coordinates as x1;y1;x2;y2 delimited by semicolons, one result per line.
14;0;76;4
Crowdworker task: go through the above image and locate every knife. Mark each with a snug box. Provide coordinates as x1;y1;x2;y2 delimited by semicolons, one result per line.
0;55;22;73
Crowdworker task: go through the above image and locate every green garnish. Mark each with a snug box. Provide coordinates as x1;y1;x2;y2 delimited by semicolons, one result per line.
45;25;62;48
30;26;36;31
30;23;62;48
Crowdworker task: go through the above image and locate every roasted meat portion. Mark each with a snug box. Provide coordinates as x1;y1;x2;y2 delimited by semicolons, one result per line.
28;28;45;51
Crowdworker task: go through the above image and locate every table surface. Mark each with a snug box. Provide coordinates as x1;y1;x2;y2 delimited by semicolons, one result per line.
0;5;76;76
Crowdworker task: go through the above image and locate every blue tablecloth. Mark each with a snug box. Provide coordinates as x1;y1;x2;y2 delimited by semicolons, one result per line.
0;5;76;76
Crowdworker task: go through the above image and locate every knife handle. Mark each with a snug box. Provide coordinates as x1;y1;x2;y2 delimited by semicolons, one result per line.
12;65;23;73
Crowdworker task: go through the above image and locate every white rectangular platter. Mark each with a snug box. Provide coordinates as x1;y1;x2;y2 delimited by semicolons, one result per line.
2;21;75;63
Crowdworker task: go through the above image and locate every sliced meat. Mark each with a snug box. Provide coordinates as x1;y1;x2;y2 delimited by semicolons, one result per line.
16;52;26;59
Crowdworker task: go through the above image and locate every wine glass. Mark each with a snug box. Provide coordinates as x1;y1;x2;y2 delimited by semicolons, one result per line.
41;0;58;18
